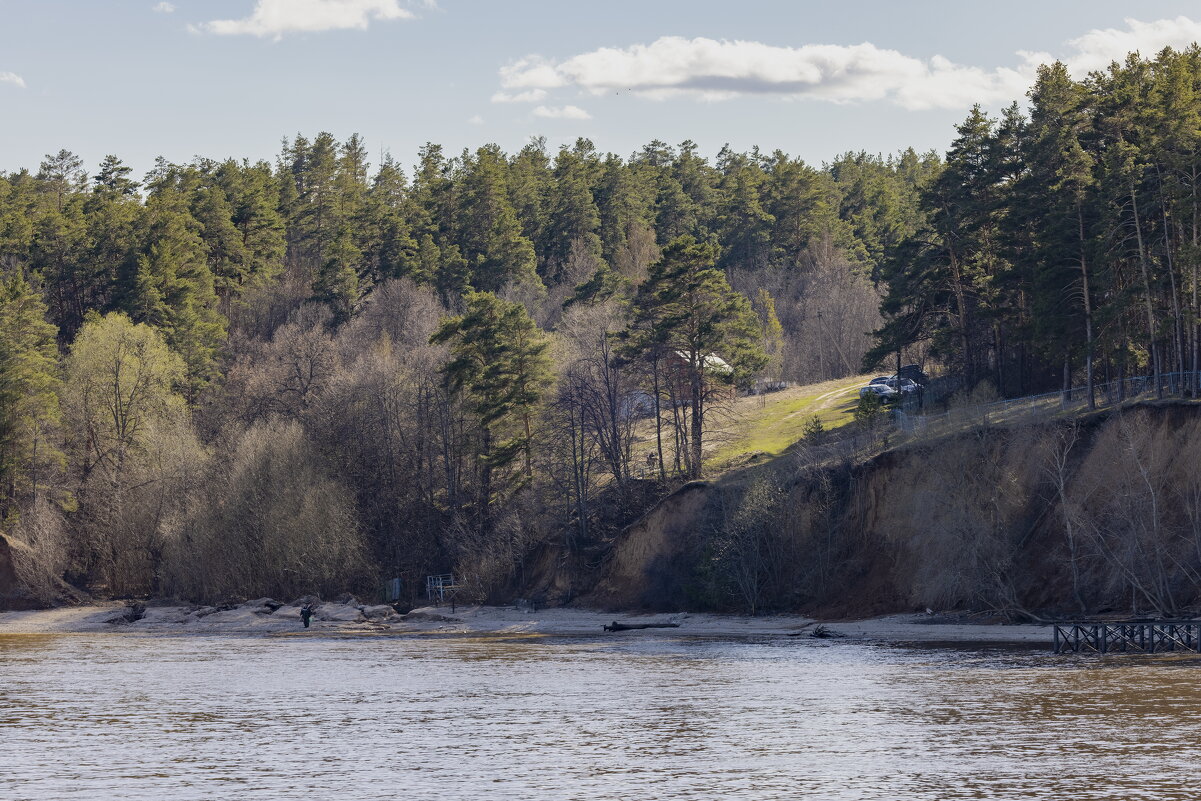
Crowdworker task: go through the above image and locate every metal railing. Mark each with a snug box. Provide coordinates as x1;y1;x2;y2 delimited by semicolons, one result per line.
895;371;1201;439
425;573;457;603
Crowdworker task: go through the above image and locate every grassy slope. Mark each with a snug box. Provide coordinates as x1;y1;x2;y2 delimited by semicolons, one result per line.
705;375;867;471
629;374;870;476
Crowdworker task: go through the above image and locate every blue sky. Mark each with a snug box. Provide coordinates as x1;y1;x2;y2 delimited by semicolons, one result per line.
3;1;1201;179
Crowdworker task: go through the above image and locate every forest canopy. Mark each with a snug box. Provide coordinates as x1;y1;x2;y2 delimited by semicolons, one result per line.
2;44;1199;606
872;45;1201;402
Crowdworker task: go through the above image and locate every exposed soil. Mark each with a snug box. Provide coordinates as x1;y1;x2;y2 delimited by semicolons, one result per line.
530;401;1201;620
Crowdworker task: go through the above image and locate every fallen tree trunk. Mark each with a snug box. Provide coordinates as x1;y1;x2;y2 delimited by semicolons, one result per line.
603;621;680;632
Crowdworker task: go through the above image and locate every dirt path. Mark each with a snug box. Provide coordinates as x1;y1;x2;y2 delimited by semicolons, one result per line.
789;380;860;419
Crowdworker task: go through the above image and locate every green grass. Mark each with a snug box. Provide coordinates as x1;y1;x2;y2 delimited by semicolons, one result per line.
703;375;868;471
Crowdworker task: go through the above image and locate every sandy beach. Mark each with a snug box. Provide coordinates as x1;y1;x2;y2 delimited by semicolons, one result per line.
0;600;1051;644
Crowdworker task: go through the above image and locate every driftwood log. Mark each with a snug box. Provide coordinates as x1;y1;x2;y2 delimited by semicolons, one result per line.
785;623;846;638
603;621;681;632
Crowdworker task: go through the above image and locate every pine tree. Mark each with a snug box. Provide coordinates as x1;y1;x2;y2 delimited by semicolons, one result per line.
314;224;362;322
539;145;604;286
124;183;227;392
362;154;418;283
457;145;540;293
509;138;552;248
80;156;142;333
37;150;87;213
672;140;717;238
868;107;1011;386
192;179;250;300
94;155;139;197
211;159;286;293
0;270;63;519
31;151;90;338
1023;66;1100;404
764;152;851;266
595;154;656;278
716;154;775;271
626;236;766;478
431;291;551;530
287;132;340;276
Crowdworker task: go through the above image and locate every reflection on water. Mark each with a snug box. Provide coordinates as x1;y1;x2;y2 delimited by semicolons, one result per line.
2;633;1200;800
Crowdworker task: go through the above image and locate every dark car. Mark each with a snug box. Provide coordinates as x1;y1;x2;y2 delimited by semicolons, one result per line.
897;364;928;385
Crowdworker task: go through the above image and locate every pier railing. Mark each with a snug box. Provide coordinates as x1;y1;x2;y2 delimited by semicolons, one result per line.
1052;621;1201;654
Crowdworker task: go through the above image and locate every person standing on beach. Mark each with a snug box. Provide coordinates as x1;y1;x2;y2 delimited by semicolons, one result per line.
300;604;313;628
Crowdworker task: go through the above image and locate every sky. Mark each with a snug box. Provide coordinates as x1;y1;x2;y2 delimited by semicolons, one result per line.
4;0;1201;179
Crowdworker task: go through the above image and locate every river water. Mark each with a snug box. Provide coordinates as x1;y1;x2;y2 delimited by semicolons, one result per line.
2;632;1199;800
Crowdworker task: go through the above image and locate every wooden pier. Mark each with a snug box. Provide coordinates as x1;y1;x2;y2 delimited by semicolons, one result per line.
1053;621;1201;654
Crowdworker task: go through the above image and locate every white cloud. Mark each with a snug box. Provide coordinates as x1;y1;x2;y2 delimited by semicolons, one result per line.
152;2;175;12
532;104;591;120
1058;16;1201;75
500;57;567;91
497;18;1201;112
0;72;26;89
468;114;484;125
490;88;547;103
201;0;413;38
500;36;1027;111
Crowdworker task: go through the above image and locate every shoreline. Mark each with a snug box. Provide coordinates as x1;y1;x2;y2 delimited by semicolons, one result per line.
0;601;1052;645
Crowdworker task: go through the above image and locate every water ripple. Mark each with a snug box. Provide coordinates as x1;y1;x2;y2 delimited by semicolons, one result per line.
1;634;1199;800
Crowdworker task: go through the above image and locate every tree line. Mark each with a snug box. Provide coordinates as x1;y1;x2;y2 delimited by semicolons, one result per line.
8;42;1196;606
0;133;924;603
872;45;1201;404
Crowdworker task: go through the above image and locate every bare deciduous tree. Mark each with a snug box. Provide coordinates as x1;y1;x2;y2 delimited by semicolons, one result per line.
165;420;368;602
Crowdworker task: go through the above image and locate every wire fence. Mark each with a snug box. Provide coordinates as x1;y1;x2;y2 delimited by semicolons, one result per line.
896;371;1201;439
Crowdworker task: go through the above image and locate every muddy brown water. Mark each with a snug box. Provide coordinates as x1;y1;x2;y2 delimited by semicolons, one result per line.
2;633;1199;800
